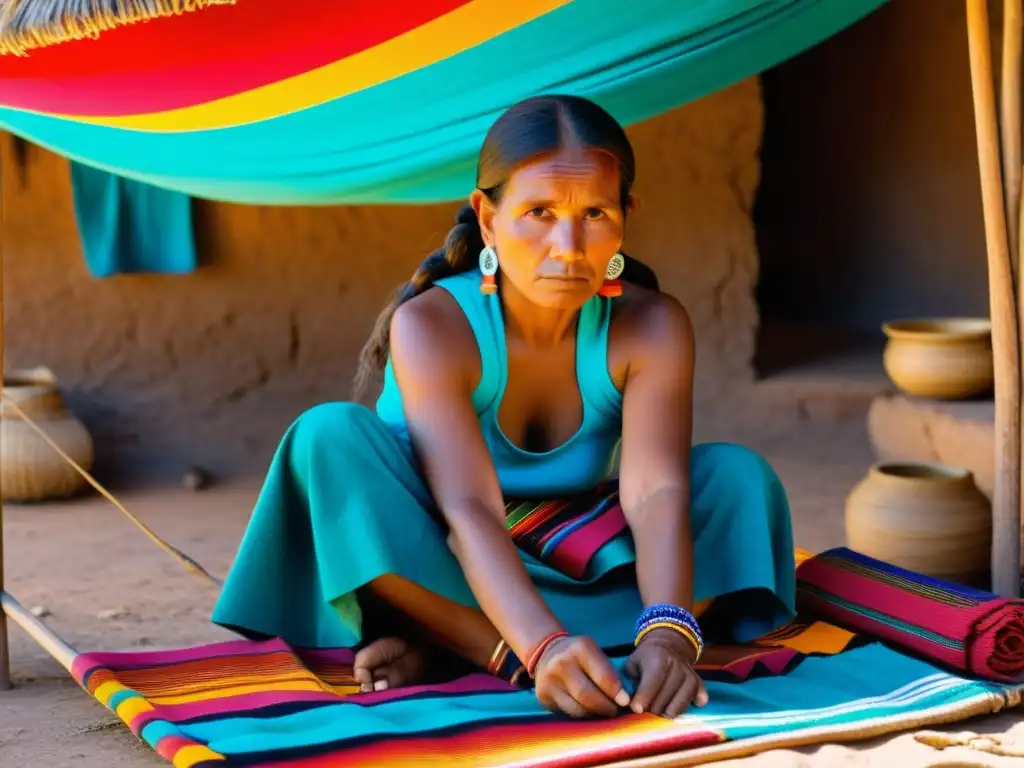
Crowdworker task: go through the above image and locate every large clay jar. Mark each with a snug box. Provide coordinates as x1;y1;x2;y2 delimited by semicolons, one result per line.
844;461;991;583
0;367;94;502
881;318;993;399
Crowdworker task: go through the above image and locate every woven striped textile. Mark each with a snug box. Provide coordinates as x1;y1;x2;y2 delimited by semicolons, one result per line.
0;0;889;204
69;547;1024;767
505;480;627;579
797;547;1024;682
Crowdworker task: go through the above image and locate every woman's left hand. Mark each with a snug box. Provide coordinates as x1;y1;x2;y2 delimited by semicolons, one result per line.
623;628;708;718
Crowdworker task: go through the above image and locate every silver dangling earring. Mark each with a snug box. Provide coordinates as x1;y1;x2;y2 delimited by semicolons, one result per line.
599;252;625;297
480;245;498;294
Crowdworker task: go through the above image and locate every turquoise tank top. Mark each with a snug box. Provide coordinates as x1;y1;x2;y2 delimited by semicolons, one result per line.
376;269;623;497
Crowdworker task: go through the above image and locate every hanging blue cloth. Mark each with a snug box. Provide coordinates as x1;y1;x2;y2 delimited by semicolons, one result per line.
69;163;197;278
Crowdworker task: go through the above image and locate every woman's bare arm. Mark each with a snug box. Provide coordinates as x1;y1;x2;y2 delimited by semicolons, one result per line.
617;293;696;614
615;292;708;717
389;291;564;662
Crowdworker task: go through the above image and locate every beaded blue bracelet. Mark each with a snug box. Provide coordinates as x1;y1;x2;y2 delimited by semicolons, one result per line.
635;603;701;635
634;603;704;660
637;612;700;637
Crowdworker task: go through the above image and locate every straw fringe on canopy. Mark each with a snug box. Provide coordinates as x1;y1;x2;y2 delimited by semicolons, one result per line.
0;0;236;56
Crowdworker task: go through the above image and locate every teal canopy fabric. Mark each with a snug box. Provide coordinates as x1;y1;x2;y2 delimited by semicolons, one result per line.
0;0;888;205
70;163;197;278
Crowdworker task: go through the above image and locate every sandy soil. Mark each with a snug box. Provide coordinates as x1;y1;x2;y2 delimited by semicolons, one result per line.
0;420;1021;767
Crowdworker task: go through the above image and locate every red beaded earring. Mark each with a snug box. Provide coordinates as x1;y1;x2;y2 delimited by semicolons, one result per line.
479;246;498;295
599;253;625;298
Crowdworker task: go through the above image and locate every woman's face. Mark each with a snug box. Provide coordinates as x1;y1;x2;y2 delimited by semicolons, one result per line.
473;148;629;310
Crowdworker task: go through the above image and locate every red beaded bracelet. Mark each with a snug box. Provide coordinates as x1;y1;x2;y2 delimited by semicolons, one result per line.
526;630;569;678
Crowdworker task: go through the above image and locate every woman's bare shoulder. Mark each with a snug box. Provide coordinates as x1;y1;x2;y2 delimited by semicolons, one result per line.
613;283;694;354
606;284;693;388
390;285;480;373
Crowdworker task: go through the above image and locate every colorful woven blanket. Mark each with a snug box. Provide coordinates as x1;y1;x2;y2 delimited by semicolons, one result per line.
72;547;1024;767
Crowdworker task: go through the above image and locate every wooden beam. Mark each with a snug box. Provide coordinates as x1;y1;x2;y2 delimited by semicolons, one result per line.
967;0;1023;597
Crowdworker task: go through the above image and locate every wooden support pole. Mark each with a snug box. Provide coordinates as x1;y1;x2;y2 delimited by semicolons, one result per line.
1006;0;1024;569
967;0;1023;597
1002;0;1023;268
0;134;10;690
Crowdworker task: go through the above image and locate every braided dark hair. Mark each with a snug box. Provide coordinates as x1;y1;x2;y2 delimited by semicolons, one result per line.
352;94;659;400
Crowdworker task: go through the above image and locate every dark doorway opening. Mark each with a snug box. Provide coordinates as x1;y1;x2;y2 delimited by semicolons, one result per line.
753;0;990;384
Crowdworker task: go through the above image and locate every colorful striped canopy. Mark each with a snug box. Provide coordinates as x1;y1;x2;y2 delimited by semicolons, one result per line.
0;0;888;205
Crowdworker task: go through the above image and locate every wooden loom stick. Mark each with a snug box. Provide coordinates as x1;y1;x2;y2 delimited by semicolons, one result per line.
0;592;76;675
967;0;1022;597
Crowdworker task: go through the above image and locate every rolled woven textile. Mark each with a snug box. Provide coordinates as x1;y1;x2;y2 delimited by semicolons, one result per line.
796;547;1024;682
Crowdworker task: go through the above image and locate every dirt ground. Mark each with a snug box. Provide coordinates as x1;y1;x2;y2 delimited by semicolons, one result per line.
0;418;1021;767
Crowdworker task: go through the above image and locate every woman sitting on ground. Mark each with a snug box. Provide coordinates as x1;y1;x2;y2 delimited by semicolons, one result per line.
212;94;796;720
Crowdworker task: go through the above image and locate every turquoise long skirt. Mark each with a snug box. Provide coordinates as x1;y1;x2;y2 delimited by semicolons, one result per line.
212;403;797;650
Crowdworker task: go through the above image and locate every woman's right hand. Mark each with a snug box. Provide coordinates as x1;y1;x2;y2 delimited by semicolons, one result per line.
533;635;632;718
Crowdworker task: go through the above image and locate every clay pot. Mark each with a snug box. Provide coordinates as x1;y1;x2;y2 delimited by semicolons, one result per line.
881;318;993;399
1;367;94;502
844;461;991;583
